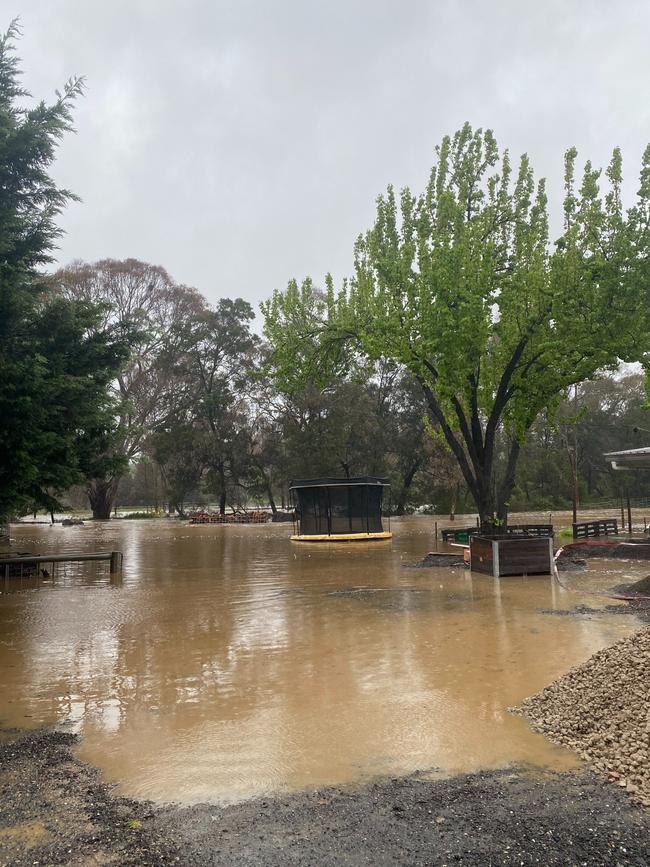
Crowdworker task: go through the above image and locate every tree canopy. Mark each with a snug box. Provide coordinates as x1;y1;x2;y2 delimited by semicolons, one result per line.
262;124;650;527
54;258;204;517
0;22;128;522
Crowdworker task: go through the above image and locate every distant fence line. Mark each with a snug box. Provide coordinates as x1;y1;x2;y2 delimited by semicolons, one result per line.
565;497;650;510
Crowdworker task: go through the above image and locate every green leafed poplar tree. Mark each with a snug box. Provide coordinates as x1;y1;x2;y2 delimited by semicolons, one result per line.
262;123;650;530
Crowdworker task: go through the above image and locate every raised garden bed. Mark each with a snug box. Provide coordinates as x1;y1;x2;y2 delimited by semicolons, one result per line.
470;535;554;577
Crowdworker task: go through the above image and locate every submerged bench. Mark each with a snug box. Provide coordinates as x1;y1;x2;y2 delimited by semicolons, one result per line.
0;551;123;578
441;526;478;543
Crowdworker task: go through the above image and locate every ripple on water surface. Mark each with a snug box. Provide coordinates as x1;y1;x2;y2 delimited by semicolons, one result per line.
0;516;644;803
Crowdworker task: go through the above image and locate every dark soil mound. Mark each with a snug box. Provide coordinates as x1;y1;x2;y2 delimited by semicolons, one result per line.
555;557;588;572
557;541;650;561
628;574;650;594
612;574;650;597
557;542;620;560
612;543;650;560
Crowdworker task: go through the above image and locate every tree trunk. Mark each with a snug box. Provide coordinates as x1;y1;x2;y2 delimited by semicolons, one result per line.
418;372;522;535
216;463;227;515
474;439;520;533
449;483;458;521
87;477;120;520
476;488;498;534
395;461;420;515
267;485;277;515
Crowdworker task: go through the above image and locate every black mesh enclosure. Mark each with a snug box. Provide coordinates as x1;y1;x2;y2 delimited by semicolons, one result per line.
290;478;387;536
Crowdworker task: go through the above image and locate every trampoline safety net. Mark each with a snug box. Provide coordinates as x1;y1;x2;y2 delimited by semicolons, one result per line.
290;478;387;536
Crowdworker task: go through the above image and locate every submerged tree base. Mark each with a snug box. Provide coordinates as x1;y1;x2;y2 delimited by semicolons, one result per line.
87;477;120;520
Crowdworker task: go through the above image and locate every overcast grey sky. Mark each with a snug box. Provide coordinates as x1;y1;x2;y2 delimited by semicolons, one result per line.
13;0;650;315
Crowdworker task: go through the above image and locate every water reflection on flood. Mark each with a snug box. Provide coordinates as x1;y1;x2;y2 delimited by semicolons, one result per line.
0;517;644;804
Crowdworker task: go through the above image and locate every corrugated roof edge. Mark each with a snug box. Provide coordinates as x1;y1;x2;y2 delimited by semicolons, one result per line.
604;447;650;457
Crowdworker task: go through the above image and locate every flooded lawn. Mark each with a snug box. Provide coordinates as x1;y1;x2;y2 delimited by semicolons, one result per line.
0;517;645;804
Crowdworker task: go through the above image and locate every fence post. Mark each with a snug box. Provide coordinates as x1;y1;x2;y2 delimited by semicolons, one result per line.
109;551;122;574
627;491;632;536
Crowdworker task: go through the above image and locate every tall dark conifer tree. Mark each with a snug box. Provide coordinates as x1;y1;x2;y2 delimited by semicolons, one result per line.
0;21;128;526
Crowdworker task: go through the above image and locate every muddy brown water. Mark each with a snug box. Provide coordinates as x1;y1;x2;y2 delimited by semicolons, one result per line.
0;515;646;804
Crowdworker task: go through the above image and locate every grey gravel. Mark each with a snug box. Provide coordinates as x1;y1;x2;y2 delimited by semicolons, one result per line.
2;728;650;865
515;626;650;808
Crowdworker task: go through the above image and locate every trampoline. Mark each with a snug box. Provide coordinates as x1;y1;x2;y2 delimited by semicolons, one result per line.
288;477;392;542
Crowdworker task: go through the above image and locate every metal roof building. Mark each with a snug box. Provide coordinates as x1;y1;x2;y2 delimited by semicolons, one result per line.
604;447;650;470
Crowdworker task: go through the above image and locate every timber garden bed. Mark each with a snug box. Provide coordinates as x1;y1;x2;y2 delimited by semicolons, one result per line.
470;534;554;577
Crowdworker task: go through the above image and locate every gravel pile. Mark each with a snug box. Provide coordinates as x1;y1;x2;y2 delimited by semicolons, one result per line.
514;627;650;807
621;575;650;596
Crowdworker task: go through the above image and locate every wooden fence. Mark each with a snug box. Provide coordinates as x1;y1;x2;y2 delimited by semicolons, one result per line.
441;523;553;543
189;511;269;524
572;519;618;540
506;524;554;537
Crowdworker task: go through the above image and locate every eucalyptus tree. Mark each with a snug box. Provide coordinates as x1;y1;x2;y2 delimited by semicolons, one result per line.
263;124;649;529
55;258;204;517
167;298;258;514
296;378;387;478
252;348;434;510
0;22;128;527
512;372;650;509
149;423;204;516
381;370;429;514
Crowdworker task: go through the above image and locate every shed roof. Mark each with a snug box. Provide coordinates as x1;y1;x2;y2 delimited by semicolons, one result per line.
604;446;650;470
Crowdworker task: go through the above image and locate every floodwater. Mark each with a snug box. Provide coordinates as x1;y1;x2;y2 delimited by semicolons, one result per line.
0;516;645;804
